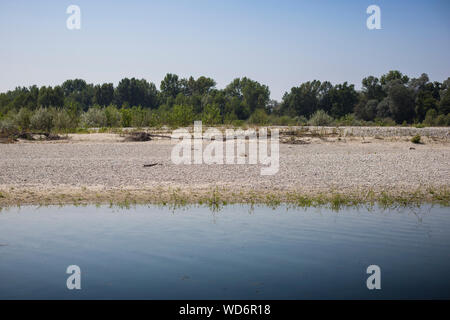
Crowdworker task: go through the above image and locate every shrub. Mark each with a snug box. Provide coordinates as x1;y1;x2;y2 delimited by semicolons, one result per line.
435;114;447;126
411;135;421;144
104;105;122;127
0;118;19;136
308;110;334;126
30;108;54;132
231;119;245;127
168;105;195;127
273;115;292;126
423;109;437;126
223;111;238;124
80;108;107;128
336;114;363;126
374;117;396;126
129;106;149;127
202;104;222;125
14;107;32;130
147;109;164;128
248;109;268;125
53;109;75;131
120;108;132;127
294;116;308;126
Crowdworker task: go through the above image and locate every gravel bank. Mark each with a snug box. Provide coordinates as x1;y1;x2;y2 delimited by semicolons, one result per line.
1;128;449;206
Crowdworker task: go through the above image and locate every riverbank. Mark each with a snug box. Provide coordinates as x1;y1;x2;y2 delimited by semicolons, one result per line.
1;127;449;208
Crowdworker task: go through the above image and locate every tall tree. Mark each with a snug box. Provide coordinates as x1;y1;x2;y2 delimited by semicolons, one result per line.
93;83;114;106
224;77;270;119
387;80;415;123
115;78;158;109
160;73;182;103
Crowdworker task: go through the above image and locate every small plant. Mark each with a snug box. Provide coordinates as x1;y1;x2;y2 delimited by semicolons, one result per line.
0;118;19;136
30;108;54;132
411;134;421;144
308;110;334;126
80;107;107;128
53;109;76;131
14;107;32;130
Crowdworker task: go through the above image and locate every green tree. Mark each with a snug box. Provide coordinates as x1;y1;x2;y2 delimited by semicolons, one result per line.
93;83;114;106
115;78;158;109
361;76;385;101
160;74;182;103
281;80;322;117
38;86;64;108
327;82;358;118
439;78;450;115
224;77;270;119
387;81;415;123
380;70;409;85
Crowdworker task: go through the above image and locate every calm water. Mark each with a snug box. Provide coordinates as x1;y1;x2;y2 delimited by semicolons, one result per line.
0;204;449;299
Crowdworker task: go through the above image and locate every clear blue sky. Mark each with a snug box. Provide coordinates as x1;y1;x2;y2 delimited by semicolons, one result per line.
1;0;449;100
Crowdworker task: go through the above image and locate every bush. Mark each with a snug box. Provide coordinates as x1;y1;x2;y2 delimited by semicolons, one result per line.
411;135;421;144
80;108;107;128
294;116;308;126
168;105;195;127
223;111;238;124
202;104;222;125
335;114;363;126
104;105;122;127
231;119;245;127
423;109;437;126
308;110;334;126
53;109;75;131
435;114;448;126
120;108;132;127
14;107;32;130
374;117;396;126
0;118;19;136
146;109;164;128
272;115;292;126
248;109;269;125
129;106;150;127
30;108;54;132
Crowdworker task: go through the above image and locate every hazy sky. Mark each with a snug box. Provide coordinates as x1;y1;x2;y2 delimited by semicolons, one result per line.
1;0;449;100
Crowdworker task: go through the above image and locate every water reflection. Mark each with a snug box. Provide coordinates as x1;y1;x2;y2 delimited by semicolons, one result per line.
0;204;449;299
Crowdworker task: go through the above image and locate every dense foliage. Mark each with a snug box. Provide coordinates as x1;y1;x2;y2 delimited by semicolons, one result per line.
1;71;449;133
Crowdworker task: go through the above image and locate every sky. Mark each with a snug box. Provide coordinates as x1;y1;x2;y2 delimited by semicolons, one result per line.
0;0;449;100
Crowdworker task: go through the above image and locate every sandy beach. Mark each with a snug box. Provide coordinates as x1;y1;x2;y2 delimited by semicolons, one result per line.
1;127;449;206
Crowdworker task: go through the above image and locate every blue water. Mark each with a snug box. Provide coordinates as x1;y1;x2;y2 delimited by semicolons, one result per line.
0;204;449;299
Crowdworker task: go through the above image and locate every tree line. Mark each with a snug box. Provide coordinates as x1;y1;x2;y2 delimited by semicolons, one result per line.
1;71;449;133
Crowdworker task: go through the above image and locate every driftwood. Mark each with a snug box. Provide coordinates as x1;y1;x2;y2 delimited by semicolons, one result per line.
124;132;152;142
143;163;161;168
1;132;65;143
124;132;172;142
147;134;171;139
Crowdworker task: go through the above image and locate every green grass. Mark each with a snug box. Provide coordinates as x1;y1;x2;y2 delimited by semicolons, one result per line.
1;187;449;212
